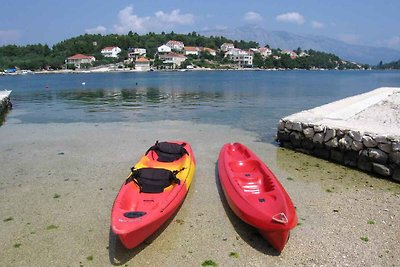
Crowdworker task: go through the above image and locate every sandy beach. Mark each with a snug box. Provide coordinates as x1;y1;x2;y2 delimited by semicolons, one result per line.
1;120;399;266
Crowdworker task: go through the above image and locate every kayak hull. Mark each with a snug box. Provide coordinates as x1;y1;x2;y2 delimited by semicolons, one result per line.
111;141;195;249
218;142;297;252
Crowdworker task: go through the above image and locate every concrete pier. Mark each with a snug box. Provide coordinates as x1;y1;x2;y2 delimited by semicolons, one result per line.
0;90;12;114
277;87;400;181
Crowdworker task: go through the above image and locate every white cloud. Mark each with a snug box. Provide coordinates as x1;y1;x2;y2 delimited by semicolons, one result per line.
113;6;194;34
0;30;21;45
85;25;107;35
276;12;305;24
311;20;324;29
243;12;263;23
155;9;194;24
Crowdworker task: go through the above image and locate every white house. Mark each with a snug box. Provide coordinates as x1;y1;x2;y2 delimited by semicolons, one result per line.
258;47;272;58
101;46;122;58
66;54;96;68
135;57;150;71
201;47;216;56
225;49;253;68
184;46;200;56
166;40;184;51
220;43;235;52
157;44;172;54
282;50;298;59
128;48;146;60
159;52;187;68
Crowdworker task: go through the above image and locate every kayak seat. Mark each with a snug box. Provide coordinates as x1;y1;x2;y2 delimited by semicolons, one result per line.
146;141;189;162
125;168;181;193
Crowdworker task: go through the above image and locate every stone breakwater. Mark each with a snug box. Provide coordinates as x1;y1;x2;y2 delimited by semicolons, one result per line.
0;90;12;114
276;87;400;182
277;120;400;181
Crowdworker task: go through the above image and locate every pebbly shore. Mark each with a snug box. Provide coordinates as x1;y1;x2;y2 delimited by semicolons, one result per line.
277;87;400;181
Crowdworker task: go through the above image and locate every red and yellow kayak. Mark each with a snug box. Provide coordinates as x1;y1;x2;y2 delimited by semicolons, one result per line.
218;142;297;252
111;141;196;249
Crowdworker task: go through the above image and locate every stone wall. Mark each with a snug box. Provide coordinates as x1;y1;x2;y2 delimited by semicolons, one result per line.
277;119;400;182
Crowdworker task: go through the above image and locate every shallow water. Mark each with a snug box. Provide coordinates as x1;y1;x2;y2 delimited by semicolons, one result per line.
1;70;400;142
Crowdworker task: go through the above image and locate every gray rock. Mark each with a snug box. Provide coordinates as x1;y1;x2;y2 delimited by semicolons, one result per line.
277;131;290;142
289;131;303;148
277;120;285;131
344;151;358;167
368;148;388;164
393;168;400;182
389;151;400;165
292;122;303;132
303;127;315;139
324;128;336;142
374;136;389;143
362;135;377;148
331;150;344;163
285;121;293;130
351;140;364;151
301;139;315;150
378;143;392;154
313;133;324;144
358;156;372;172
372;163;392;177
339;135;352;150
349;131;362;142
314;125;325;133
325;138;338;148
393;142;400;152
336;129;345;139
313;148;330;159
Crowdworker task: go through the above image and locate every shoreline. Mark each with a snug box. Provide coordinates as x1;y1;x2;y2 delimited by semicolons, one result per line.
1;120;399;266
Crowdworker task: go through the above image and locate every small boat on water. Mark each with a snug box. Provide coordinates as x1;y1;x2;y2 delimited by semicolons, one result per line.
218;142;297;252
111;141;196;249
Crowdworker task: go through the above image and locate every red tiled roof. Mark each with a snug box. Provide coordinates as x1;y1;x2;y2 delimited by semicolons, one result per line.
68;54;94;60
164;52;186;58
102;46;117;51
184;46;199;51
136;57;149;62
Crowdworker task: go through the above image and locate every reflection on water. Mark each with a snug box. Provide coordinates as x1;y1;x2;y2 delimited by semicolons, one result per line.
3;70;400;142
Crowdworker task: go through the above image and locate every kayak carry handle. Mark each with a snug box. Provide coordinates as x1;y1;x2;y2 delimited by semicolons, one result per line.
272;212;288;224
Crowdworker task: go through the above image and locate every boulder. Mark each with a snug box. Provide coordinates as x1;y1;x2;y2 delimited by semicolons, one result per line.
285;121;293;130
325;138;339;148
324;128;336;142
292;122;303;132
349;131;362;142
339;135;353;150
314;125;325;133
344;151;358;167
351;141;364;151
277;120;285;131
393;168;400;182
378;143;392;154
393;142;400;152
372;163;392;177
368;148;388;164
313;133;324;144
362;135;377;148
289;131;303;148
303;127;315;139
374;136;389;144
389;151;400;165
331;150;344;163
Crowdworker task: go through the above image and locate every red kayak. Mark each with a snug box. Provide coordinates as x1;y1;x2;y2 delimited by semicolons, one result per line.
218;142;297;252
111;141;196;249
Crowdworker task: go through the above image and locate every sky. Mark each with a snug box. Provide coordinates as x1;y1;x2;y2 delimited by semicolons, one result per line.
1;0;399;50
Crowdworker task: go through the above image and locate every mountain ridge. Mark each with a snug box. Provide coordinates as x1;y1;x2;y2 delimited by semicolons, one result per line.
199;25;400;65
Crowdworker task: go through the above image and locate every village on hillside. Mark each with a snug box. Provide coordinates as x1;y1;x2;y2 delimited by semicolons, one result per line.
1;34;368;74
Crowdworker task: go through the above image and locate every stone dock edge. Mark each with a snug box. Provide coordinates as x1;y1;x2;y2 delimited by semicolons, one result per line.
276;110;400;182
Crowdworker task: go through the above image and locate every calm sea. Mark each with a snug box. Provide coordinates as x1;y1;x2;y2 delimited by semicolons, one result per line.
1;70;399;142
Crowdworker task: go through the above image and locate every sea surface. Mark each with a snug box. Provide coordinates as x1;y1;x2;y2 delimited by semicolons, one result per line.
1;70;399;142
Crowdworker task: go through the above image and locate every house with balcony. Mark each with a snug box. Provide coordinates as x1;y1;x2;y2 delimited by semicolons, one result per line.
101;46;122;58
128;48;146;60
184;46;200;56
135;57;150;71
258;47;272;58
159;52;187;69
225;49;253;68
166;40;184;51
220;43;235;52
157;44;172;54
66;54;96;68
201;47;216;56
